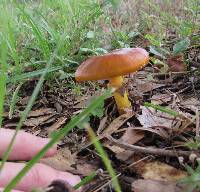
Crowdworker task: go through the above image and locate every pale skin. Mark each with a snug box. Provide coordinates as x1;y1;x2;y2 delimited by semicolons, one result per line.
0;128;81;192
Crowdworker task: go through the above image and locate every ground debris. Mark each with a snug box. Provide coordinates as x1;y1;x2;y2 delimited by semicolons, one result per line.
135;161;187;182
40;148;76;172
132;179;190;192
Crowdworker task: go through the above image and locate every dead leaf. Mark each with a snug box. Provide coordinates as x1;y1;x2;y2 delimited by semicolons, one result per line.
121;129;144;144
137;82;164;94
137;106;175;129
102;112;134;136
126;127;169;139
116;129;144;161
97;116;108;136
104;144;125;154
73;95;89;109
76;160;99;176
135;161;187;182
132;179;188;192
79;113;134;151
116;150;137;161
23;114;54;127
105;128;144;161
151;94;172;105
40;148;76;172
3;108;56;118
180;97;200;111
167;54;187;72
47;117;67;136
27;108;56;117
132;78;165;95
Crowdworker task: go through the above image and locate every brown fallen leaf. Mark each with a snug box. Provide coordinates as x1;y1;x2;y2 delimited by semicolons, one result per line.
129;78;165;97
121;129;144;144
40;148;76;172
126;127;169;139
135;161;187;182
47;117;67;136
151;94;172;105
23;114;55;127
104;144;125;154
104;128;144;161
132;179;189;192
167;54;187;72
73;95;89;109
102;112;134;136
3;108;56;118
80;113;134;151
116;129;144;161
97;116;108;136
136;81;165;94
27;108;56;117
76;160;99;176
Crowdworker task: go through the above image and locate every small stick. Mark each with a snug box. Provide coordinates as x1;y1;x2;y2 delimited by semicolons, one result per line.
107;135;198;158
93;173;121;192
128;155;152;168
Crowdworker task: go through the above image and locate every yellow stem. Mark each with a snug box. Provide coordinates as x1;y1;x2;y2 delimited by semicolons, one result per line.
109;76;131;114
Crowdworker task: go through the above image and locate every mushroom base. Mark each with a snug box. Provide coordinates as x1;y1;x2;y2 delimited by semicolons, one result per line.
109;76;131;114
113;91;131;114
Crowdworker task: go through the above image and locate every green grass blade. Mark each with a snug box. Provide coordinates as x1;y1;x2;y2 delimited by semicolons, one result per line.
8;65;64;83
0;39;8;127
74;170;97;190
19;7;50;60
144;102;179;117
7;20;21;74
9;83;23;119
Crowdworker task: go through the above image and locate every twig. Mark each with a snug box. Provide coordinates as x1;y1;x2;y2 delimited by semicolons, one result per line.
107;135;198;158
128;155;152;168
93;173;121;192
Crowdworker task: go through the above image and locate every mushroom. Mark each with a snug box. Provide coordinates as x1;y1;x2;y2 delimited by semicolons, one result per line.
75;48;149;114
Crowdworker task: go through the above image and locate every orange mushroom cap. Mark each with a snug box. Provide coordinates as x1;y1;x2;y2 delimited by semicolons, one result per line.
75;48;149;82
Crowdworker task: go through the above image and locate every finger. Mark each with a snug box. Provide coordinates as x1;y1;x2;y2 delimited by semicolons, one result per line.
0;188;23;192
0;128;57;160
0;162;81;192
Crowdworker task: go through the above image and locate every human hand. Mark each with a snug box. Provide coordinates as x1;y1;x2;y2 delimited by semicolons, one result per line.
0;128;81;192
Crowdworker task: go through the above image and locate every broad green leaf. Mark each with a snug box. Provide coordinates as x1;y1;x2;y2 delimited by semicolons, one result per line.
173;38;190;55
95;48;108;54
79;47;93;53
86;31;95;39
145;34;161;47
128;31;140;38
149;46;166;59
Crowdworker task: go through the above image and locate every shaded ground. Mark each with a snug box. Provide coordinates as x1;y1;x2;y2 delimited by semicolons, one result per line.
3;44;200;191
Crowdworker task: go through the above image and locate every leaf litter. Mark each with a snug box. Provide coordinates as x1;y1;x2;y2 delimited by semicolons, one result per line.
4;63;200;191
3;20;200;192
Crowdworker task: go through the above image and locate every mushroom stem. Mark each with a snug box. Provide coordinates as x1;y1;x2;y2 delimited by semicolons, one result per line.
109;76;131;114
